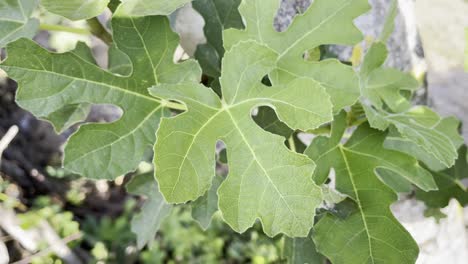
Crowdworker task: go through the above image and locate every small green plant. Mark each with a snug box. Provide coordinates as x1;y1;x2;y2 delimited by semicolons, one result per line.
1;0;467;263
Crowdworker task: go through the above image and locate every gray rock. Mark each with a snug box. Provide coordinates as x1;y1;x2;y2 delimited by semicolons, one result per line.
414;0;468;141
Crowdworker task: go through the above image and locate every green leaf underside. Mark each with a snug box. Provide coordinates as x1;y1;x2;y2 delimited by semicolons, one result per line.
192;0;243;77
224;0;370;112
1;15;201;180
45;42;94;133
41;0;110;20
0;0;39;48
360;43;459;168
115;0;192;17
416;146;468;208
306;113;435;263
127;173;172;249
191;175;223;230
384;117;464;172
151;41;332;237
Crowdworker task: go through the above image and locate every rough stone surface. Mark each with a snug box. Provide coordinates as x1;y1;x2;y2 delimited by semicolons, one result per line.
414;0;468;141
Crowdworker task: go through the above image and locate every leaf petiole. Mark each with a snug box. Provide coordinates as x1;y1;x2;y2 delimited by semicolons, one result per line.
161;100;187;111
39;23;91;35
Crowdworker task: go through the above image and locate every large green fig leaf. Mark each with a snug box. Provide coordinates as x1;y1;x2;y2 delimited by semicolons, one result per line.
416;146;468;208
127;173;172;249
224;0;370;112
192;0;243;77
360;43;460;168
0;0;38;48
41;0;110;20
1;16;201;180
150;41;331;237
305;112;436;263
115;0;192;17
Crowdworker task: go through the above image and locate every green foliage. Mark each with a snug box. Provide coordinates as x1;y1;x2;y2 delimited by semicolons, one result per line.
416;146;468;208
1;0;466;263
40;0;110;20
192;0;243;78
305;113;432;263
225;0;368;112
0;0;38;47
283;232;325;264
1;16;200;180
155;207;282;263
127;173;172;249
360;43;460;168
82;200;137;262
191;174;223;230
151;40;329;237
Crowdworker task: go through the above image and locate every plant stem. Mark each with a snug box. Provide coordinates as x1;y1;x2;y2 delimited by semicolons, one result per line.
86;17;113;45
288;136;297;152
39;24;91;35
162;100;187;111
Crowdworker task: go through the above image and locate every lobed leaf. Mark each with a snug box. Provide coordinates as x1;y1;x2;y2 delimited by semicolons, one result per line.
150;41;332;237
1;15;201;180
360;43;460;168
305;112;436;263
41;0;110;20
0;0;38;48
225;0;370;112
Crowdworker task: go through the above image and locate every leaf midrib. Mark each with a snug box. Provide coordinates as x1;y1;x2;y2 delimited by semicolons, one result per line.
65;105;163;167
339;146;376;264
5;65;161;105
225;107;304;233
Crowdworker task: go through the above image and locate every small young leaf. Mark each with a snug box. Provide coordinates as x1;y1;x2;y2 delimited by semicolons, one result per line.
150;41;331;237
305;113;435;263
225;0;370;112
0;0;39;48
360;43;419;113
115;0;192;17
1;16;201;180
41;0;110;20
360;43;459;168
127;173;172;249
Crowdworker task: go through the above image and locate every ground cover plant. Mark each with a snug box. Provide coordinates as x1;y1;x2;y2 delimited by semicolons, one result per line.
1;0;467;263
